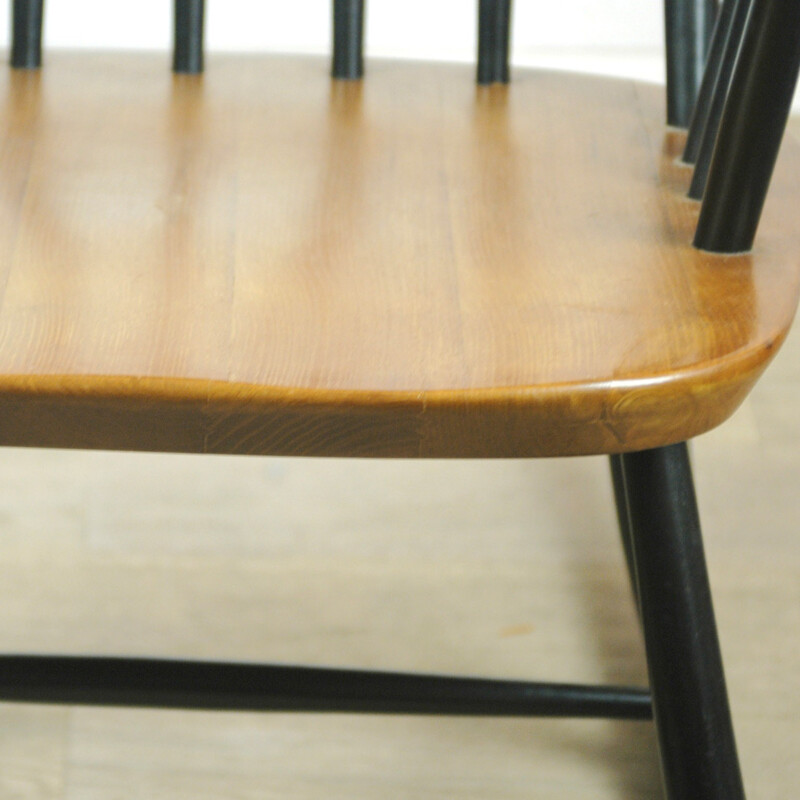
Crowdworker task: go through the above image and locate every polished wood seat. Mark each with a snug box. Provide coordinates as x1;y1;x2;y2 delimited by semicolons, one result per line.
1;53;798;458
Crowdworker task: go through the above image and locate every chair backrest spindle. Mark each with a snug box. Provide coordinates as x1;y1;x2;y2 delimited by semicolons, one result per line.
332;0;365;80
11;0;44;69
693;0;800;253
686;0;752;198
664;0;718;127
477;0;512;85
683;0;740;163
173;0;205;75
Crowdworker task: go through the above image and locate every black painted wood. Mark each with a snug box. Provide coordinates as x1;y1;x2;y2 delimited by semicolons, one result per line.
173;0;205;74
683;0;740;164
664;0;718;127
622;444;745;800
609;455;639;613
477;0;512;85
0;655;652;719
332;0;365;79
688;0;753;198
11;0;44;69
694;0;800;252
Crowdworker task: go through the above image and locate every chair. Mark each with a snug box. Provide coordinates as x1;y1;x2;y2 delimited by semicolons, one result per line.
1;0;799;797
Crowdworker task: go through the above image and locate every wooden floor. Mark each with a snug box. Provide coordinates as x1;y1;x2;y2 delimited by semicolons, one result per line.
0;128;798;800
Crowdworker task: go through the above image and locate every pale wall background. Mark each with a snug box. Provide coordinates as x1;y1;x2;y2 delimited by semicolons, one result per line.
0;1;667;85
1;1;797;109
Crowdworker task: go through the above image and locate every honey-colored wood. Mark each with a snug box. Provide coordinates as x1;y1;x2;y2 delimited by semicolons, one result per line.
0;53;798;458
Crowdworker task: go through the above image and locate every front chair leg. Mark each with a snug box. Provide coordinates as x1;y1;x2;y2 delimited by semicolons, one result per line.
620;443;745;800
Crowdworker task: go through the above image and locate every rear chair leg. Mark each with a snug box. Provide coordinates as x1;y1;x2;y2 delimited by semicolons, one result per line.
620;443;745;800
609;454;639;610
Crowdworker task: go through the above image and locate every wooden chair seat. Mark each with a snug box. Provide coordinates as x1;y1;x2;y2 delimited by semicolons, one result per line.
0;52;798;458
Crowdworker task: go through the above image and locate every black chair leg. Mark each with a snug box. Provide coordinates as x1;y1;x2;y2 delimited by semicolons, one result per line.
620;443;745;800
608;454;639;610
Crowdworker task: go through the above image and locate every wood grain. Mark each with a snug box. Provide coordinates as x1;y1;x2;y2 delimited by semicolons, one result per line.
0;53;798;457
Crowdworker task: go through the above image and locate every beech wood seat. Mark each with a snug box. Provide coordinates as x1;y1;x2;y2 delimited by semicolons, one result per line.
1;53;798;458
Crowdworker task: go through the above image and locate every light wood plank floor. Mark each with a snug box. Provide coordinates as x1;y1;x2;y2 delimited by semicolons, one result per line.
0;124;798;800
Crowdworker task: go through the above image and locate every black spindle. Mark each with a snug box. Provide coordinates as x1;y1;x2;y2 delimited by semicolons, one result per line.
694;0;800;254
173;0;205;75
683;0;740;164
477;0;512;85
332;0;365;80
11;0;44;69
664;0;718;127
687;0;752;197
